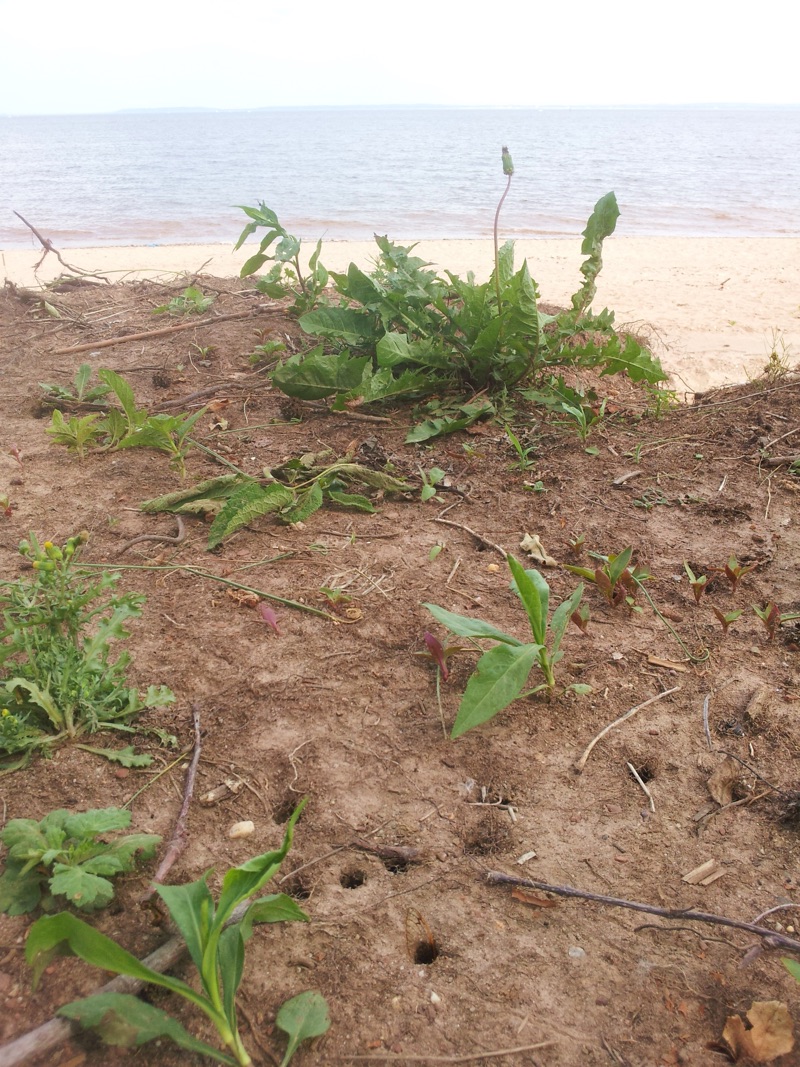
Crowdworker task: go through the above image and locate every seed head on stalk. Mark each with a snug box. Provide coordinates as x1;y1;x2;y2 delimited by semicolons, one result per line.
494;146;514;308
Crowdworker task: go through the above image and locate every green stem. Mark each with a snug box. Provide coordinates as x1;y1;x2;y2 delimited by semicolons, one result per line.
493;173;512;310
633;577;709;664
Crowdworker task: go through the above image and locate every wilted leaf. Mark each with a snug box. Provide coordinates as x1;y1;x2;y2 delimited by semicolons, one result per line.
722;1000;794;1062
519;533;557;567
707;756;740;806
510;887;559;910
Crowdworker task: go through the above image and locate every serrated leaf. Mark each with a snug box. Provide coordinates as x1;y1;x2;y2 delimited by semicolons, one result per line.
326;490;376;512
272;347;371;401
598;334;667;384
451;643;541;739
49;865;115;910
75;744;154;767
63;808;131;837
276;991;331;1067
59;993;236;1064
207;483;295;549
281;480;323;524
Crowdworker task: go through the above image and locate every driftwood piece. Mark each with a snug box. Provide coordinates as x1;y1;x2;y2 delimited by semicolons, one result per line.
13;211;106;280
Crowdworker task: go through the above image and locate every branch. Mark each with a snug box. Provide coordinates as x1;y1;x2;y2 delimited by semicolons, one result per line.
141;704;202;900
485;871;800;954
53;309;260;355
574;686;680;772
13;211;106;280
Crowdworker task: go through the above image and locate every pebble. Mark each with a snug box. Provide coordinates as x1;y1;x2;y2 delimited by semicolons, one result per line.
568;947;586;959
228;820;255;839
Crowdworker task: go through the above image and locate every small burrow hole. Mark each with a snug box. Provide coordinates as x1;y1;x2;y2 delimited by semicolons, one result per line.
283;876;311;901
413;939;440;965
381;856;410;875
630;760;657;784
340;867;367;889
272;795;298;825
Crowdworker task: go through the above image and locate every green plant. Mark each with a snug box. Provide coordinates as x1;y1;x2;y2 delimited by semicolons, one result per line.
522;379;606;443
566;547;650;608
26;801;330;1066
249;339;287;368
423;555;585;737
505;425;538;470
235;203;329;314
494;146;514;309
153;286;214;316
712;607;743;634
47;368;205;475
0;533;174;771
723;555;758;593
419;465;446;502
753;602;800;641
0;807;160;915
684;562;709;604
140;459;411;549
39;363;111;407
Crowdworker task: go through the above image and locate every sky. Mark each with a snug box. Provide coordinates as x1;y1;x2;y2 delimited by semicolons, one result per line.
1;0;798;115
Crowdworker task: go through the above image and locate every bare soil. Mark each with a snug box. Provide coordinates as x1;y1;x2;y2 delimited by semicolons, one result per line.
1;275;799;1067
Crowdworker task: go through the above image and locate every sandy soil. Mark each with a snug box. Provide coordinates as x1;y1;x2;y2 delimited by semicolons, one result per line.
2;236;799;395
1;272;800;1067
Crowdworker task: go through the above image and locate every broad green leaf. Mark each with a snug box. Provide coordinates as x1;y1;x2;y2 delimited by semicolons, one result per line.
104;833;161;867
4;678;63;729
217;924;246;1022
298;307;377;347
422;604;521;646
272;347;371;401
98;369;139;428
0;864;44;914
325;490;376;513
281;480;323;525
598;334;667;384
784;958;800;982
63;808;131;837
276;991;331;1067
549;583;584;655
571;191;619;315
156;875;216;980
507;556;547;646
208;482;295;549
59;993;237;1064
607;547;633;587
214;800;306;926
242;893;310;933
325;464;411;493
26;912;205;1009
49;865;115;910
78;855;126;877
451;643;541;738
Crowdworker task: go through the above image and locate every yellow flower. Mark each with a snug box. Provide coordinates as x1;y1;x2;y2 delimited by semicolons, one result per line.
1;708;9;717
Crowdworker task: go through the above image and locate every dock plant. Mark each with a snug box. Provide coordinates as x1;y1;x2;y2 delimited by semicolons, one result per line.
423;556;585;737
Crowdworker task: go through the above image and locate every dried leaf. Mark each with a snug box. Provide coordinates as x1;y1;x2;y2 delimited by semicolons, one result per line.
511;887;559;909
722;1001;794;1062
519;533;557;567
708;756;740;806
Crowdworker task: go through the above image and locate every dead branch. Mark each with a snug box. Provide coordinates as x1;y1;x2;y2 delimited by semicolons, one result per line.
52;308;262;355
13;211;107;281
485;871;800;955
116;516;187;557
327;1042;558;1062
142;704;202;900
574;686;680;772
433;515;507;559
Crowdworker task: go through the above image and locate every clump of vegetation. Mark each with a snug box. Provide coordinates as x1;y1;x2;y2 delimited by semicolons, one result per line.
0;532;174;772
423;556;586;738
153;285;214;316
234;151;667;441
0;807;161;915
26;801;330;1067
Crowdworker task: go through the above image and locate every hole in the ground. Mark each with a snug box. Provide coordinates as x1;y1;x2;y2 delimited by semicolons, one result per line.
381;856;410;874
283;876;311;901
631;761;656;784
413;939;440;965
272;795;298;825
340;867;367;889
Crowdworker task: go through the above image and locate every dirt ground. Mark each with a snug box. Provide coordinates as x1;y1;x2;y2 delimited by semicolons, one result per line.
1;273;799;1067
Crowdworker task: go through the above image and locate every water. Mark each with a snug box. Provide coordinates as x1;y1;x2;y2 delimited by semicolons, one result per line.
1;107;799;248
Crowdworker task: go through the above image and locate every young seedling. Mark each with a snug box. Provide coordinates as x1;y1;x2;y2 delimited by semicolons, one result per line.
724;555;758;593
419;465;446;503
571;603;591;634
414;631;466;682
566;547;649;608
0;807;160;915
684;562;709;605
567;532;586;558
46;410;105;456
423;555;585;737
505;426;538;471
39;363;112;407
712;607;743;635
152;286;214;316
25;801;330;1066
753;603;800;641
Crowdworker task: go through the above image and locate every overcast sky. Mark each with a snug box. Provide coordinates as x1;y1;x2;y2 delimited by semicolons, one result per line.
2;0;798;114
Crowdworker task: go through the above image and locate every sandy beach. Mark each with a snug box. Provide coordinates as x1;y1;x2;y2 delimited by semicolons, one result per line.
3;237;799;395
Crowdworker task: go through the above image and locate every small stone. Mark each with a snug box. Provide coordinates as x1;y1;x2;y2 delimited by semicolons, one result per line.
228;820;255;839
430;991;441;1005
487;563;501;573
113;768;129;779
568;946;586;959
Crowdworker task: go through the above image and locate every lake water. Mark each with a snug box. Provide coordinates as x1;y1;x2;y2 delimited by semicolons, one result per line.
1;107;799;248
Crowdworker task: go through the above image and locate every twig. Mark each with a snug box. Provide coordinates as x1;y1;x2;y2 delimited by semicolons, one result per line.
752;903;800;924
626;761;655;812
433;515;507;559
52;309;260;354
116;516;186;557
574;687;680;772
485;871;800;954
327;1043;557;1062
142;706;202;901
702;694;712;750
13;211;106;280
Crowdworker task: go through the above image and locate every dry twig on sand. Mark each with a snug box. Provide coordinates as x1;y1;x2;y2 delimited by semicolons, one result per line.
13;211;107;281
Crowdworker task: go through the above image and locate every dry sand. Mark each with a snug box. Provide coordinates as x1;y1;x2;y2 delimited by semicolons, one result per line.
3;237;799;395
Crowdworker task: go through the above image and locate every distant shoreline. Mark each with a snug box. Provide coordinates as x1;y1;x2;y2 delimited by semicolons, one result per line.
3;237;799;396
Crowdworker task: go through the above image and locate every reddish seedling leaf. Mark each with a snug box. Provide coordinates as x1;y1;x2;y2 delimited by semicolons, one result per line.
257;602;281;635
415;632;466;682
9;443;23;466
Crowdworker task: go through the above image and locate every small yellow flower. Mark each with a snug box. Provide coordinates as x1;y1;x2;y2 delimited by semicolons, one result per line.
1;708;10;717
43;541;54;550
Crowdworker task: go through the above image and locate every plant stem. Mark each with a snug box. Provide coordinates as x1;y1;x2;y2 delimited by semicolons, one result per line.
493;173;512;310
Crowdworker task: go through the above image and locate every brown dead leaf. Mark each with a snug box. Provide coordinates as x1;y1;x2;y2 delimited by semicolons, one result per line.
722;1001;794;1062
226;589;260;608
511;887;559;910
708;756;740;806
206;399;230;412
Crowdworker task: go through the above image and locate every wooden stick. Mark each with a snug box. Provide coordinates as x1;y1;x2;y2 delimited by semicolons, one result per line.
574;686;680;772
328;1041;557;1062
485;871;800;954
141;704;202;900
433;516;507;559
53;309;260;355
13;211;106;280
